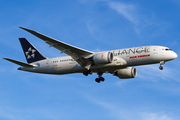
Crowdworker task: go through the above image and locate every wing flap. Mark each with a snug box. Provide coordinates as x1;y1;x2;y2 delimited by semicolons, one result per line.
3;58;36;67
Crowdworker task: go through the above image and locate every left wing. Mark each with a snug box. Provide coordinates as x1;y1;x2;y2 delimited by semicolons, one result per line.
19;27;94;67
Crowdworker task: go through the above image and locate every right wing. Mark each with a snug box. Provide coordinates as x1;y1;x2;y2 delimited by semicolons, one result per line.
19;27;94;67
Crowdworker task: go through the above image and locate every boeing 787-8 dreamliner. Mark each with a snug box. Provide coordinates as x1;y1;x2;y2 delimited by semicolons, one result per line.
4;27;178;83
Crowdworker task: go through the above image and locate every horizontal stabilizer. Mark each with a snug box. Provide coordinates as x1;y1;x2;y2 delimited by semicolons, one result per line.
3;58;36;67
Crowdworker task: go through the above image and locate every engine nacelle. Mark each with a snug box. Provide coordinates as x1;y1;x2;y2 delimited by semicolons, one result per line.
93;52;113;64
114;67;137;79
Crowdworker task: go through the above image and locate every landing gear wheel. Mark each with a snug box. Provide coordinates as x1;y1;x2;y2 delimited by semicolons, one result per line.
83;71;89;76
159;66;163;70
95;71;105;83
88;70;93;75
95;78;100;83
83;70;93;76
95;77;105;83
99;77;105;82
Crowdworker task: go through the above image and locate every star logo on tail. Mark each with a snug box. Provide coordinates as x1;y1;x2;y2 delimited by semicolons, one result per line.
25;47;36;59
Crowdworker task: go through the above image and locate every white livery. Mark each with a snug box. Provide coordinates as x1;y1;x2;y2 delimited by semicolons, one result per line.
4;27;178;83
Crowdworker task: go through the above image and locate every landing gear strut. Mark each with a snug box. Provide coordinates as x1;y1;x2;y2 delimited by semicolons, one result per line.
95;71;105;83
159;61;165;70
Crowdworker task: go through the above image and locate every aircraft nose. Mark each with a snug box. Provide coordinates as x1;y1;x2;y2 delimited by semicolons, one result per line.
172;52;178;59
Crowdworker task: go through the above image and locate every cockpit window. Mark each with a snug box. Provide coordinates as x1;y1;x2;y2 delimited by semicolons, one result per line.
165;48;172;51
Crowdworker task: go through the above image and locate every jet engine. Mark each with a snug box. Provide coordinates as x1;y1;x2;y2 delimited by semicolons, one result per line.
93;52;113;64
114;67;137;79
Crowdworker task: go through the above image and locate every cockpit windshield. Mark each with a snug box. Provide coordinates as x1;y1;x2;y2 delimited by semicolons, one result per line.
165;48;172;51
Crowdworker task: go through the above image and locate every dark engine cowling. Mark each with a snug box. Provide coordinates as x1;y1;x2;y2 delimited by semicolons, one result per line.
114;67;137;79
93;52;113;64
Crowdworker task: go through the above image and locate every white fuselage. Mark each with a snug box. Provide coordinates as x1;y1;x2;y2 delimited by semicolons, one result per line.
19;46;177;74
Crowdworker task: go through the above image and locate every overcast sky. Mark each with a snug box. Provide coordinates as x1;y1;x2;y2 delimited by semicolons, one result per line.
0;0;180;120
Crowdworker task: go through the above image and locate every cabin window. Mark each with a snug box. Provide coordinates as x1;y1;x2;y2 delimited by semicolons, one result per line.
59;59;74;62
53;61;58;63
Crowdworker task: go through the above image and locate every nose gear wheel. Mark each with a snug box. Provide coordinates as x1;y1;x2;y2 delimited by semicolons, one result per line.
159;66;163;70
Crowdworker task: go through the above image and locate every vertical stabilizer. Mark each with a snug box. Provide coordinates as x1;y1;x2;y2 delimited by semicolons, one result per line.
19;38;46;63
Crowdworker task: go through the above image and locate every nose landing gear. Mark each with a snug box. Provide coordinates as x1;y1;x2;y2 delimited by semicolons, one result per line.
159;61;165;70
159;66;163;70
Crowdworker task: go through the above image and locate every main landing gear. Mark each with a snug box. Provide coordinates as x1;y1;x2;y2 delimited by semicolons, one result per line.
95;72;105;83
83;70;105;83
95;77;105;83
83;70;92;76
159;61;165;70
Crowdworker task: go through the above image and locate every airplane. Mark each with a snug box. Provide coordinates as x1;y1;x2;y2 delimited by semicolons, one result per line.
3;27;178;83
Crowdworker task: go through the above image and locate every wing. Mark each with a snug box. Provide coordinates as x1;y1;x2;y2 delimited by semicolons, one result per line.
19;27;94;67
3;58;36;67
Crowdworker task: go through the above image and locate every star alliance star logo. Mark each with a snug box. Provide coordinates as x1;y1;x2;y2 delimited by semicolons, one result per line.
25;47;36;59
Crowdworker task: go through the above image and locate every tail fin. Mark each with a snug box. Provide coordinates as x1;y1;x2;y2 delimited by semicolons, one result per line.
19;38;46;63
